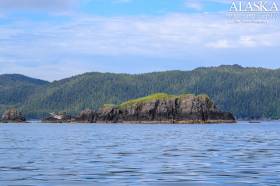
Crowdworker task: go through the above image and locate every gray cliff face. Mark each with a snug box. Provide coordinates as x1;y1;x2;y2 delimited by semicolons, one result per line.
76;109;97;123
95;107;122;123
1;108;26;123
74;94;235;124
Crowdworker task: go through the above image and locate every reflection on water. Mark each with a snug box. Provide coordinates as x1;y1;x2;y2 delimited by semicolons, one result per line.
0;122;280;185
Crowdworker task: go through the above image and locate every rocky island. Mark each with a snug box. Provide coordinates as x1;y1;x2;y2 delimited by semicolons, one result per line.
1;108;26;123
44;93;236;124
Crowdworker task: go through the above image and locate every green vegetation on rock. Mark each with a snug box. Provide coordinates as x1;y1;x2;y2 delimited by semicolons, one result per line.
119;93;176;108
118;93;211;110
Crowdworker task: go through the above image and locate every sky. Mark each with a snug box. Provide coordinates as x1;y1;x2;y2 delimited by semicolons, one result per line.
0;0;280;81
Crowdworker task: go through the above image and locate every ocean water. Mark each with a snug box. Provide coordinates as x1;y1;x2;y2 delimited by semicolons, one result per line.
0;122;280;186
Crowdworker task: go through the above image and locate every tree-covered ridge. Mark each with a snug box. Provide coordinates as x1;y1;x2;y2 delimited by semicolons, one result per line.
0;74;49;115
1;65;280;119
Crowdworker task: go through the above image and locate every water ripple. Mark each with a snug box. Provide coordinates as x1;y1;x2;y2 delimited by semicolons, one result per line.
0;122;280;185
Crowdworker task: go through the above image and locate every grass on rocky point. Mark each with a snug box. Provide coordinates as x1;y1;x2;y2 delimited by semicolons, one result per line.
119;93;194;109
102;93;211;110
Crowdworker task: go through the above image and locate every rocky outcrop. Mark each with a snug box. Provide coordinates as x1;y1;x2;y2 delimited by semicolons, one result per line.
1;108;26;123
42;112;72;123
73;93;235;124
75;109;97;123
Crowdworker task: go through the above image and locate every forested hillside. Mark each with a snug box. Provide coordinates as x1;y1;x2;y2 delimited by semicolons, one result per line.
1;65;280;119
0;74;48;115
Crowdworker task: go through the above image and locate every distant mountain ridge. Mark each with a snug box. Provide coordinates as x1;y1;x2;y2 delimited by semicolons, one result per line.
0;74;48;115
1;65;280;119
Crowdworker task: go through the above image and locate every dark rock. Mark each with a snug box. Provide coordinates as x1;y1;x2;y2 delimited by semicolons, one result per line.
75;109;97;123
115;94;235;123
74;93;236;124
1;108;26;123
97;106;122;123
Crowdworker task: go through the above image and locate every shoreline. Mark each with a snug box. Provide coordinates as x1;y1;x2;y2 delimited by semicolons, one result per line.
4;119;279;125
4;120;237;124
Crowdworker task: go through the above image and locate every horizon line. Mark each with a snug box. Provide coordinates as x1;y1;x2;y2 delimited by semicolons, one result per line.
0;64;279;82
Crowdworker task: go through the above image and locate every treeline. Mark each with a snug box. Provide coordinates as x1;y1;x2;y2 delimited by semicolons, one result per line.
1;65;280;119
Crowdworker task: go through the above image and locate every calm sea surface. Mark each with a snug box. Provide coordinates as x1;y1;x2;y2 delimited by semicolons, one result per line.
0;122;280;186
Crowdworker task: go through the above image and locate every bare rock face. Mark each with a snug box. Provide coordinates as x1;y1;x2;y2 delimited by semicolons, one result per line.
75;94;235;124
75;109;97;123
1;108;26;123
43;93;235;124
174;95;235;123
116;94;235;123
95;106;122;123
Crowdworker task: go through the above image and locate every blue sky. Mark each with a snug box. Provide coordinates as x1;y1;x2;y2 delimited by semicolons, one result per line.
0;0;279;81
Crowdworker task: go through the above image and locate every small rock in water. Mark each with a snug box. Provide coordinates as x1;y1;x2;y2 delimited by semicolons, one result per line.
1;108;26;123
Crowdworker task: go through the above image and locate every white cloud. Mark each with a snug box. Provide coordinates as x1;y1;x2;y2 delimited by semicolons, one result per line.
0;0;80;11
113;0;132;3
198;0;229;4
206;39;232;48
184;1;204;11
0;12;280;79
1;13;280;55
239;36;257;47
0;14;280;52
